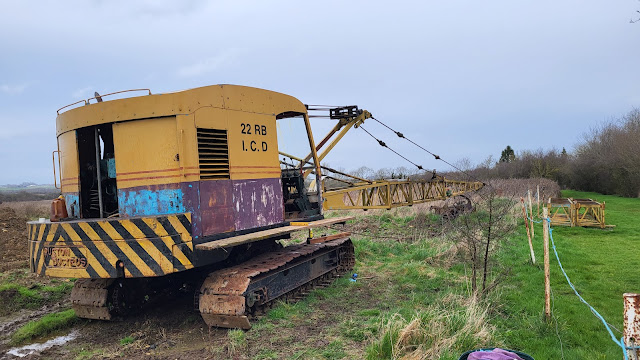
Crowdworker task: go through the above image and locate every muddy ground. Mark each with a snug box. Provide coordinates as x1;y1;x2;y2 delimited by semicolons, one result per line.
0;202;392;360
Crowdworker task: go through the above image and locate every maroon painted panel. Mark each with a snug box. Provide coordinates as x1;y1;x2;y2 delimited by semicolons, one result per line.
181;181;202;238
200;179;236;236
232;178;284;231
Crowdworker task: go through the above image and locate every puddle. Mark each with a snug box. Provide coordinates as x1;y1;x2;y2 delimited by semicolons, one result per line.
6;330;78;358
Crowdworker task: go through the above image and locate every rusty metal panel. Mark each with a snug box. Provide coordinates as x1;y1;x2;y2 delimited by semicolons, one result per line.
232;178;284;231
624;293;640;358
200;179;236;236
201;314;251;330
199;294;246;316
202;276;250;296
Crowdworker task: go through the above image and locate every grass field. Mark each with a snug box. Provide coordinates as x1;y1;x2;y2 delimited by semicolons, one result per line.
494;190;640;359
240;190;640;359
3;190;638;359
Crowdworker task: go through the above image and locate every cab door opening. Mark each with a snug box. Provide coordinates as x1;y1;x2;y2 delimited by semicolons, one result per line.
76;124;118;218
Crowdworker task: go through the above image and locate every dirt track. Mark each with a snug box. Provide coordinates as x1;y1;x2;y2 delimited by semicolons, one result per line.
0;207;29;273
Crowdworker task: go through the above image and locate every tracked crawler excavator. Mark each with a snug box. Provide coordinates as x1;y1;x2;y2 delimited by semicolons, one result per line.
28;85;483;329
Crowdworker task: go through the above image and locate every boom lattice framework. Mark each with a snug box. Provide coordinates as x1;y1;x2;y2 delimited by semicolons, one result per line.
323;178;484;210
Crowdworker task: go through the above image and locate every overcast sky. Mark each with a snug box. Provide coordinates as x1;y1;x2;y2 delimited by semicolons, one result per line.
1;0;639;184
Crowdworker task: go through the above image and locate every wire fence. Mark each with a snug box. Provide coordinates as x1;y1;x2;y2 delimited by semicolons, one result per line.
524;203;630;359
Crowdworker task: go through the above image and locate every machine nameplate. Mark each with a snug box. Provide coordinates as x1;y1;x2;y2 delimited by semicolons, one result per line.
44;246;88;269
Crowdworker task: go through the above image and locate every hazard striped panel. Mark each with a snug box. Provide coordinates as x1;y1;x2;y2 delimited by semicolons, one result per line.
27;214;193;279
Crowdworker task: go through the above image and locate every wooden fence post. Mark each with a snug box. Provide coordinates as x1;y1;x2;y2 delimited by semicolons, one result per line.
543;207;551;321
528;189;535;239
537;185;540;217
521;198;536;264
624;293;640;360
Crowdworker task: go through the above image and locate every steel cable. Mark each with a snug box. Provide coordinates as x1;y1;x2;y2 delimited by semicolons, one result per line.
359;125;424;171
370;117;488;186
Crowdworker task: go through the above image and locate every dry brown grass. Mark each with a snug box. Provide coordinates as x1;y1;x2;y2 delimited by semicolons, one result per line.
374;294;494;360
0;200;50;220
484;178;560;201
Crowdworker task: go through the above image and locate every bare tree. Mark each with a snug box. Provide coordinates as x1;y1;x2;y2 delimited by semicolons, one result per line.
450;189;518;297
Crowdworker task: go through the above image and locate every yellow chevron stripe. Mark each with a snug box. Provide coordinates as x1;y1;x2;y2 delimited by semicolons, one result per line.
90;240;121;274
168;216;191;243
113;239;156;277
120;220;146;239
45;224;59;242
36;224;45;241
160;236;189;269
143;218;168;237
78;222;100;241
28;241;33;272
99;222;121;241
47;267;90;278
143;239;173;273
82;249;109;278
61;223;80;242
61;224;110;278
36;241;46;273
77;222;127;275
98;222;155;276
172;248;193;270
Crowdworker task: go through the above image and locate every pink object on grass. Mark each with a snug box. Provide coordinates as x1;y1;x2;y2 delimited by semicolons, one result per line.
467;348;525;360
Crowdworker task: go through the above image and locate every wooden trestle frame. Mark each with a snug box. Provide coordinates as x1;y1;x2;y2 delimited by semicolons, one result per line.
547;198;612;229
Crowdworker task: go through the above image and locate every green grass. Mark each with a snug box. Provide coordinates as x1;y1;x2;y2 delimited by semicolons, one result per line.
11;309;78;344
74;349;103;360
119;336;135;345
251;193;640;358
245;210;492;359
494;190;640;359
0;282;73;316
227;329;248;356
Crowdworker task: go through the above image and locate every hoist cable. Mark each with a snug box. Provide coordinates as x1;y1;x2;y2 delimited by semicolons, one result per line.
359;126;424;171
371;117;487;186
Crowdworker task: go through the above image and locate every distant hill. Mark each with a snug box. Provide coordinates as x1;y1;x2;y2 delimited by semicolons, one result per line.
0;184;60;202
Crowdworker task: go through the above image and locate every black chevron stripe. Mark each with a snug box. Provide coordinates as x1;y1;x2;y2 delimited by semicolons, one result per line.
130;218;184;272
88;222;144;278
56;225;99;278
70;223;117;277
109;221;164;276
157;217;193;263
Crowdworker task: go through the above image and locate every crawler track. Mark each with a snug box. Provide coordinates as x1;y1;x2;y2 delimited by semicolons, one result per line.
70;278;115;320
198;237;354;329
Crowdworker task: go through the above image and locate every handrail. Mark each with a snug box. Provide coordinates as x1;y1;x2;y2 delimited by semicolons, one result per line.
57;88;153;114
57;100;88;115
52;150;61;189
86;88;152;104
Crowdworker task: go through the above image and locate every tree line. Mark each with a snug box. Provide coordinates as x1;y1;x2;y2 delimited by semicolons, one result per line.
459;109;640;197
